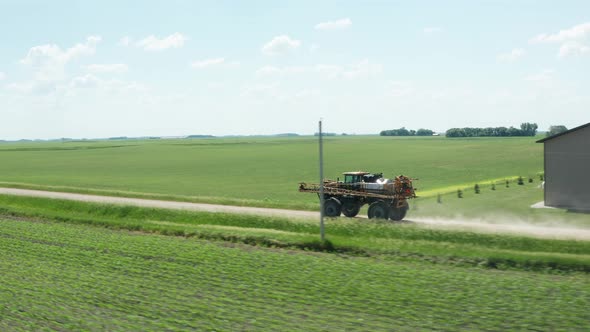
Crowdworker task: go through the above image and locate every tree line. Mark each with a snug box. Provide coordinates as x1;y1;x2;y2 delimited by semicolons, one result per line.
380;128;434;136
546;125;568;137
445;123;538;138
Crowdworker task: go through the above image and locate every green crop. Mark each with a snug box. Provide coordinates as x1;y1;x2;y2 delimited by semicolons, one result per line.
0;136;543;209
1;218;589;331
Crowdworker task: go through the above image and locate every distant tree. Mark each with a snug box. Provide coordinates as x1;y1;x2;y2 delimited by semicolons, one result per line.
520;122;538;136
397;127;410;136
546;125;568;137
445;123;538;138
481;127;494;137
507;127;522;136
379;127;434;136
416;128;434;136
457;189;463;198
445;128;465;137
495;127;509;137
474;184;480;194
380;127;431;136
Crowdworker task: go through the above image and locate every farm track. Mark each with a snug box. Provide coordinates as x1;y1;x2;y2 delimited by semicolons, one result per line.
1;187;589;240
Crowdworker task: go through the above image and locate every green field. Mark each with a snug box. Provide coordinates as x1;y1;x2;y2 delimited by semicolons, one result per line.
2;135;589;331
0;136;543;209
1;215;589;331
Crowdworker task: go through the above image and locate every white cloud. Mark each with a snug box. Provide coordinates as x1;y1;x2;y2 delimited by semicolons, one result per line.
531;22;590;43
84;63;128;73
558;41;590;58
70;74;101;89
240;82;280;98
136;32;187;51
315;18;352;31
255;66;282;76
255;64;336;78
293;89;319;99
524;69;555;83
0;72;5;80
190;58;225;69
255;60;382;80
119;36;131;47
388;81;414;98
342;59;382;79
530;23;590;58
19;36;102;81
261;35;301;55
67;74;148;96
20;36;101;66
190;58;240;69
314;64;342;79
423;27;442;34
255;65;307;77
6;80;59;95
497;48;526;62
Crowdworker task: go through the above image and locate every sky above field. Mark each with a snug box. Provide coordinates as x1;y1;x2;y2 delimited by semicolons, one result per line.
1;1;589;139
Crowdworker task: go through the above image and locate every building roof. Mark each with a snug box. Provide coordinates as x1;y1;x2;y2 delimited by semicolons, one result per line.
536;122;590;143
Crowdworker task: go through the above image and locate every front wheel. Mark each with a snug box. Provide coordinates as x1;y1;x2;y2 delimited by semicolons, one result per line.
323;198;342;217
368;201;389;219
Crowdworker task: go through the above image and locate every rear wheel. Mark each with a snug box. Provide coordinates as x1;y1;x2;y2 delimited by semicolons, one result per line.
389;201;409;221
341;200;361;217
323;198;342;217
368;201;389;219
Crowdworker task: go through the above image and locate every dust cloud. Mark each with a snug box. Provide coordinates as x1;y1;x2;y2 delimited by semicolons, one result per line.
407;215;590;240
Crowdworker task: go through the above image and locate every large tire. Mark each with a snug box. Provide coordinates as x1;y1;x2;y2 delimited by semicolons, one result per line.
368;201;389;220
324;198;342;217
341;200;361;218
389;201;409;221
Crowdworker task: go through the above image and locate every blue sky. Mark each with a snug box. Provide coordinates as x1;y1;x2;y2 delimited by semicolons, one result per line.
1;0;589;139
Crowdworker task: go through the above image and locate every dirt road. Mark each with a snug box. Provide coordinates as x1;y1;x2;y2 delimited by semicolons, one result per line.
0;187;317;219
1;187;589;240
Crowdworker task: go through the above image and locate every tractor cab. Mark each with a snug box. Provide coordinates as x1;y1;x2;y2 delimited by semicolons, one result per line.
342;171;383;184
343;171;369;184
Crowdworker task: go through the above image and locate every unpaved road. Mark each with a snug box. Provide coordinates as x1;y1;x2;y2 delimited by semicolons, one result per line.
1;187;589;240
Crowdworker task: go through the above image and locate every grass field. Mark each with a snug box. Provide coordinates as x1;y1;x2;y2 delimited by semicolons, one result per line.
2;135;589;331
1;217;589;331
0;136;543;209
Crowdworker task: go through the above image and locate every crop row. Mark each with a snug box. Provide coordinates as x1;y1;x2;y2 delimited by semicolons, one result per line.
1;218;589;331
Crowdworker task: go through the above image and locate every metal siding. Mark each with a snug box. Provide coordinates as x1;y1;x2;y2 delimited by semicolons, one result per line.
544;126;590;211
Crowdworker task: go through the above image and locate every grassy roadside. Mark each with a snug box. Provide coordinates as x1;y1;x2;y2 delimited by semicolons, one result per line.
1;194;589;273
0;181;314;210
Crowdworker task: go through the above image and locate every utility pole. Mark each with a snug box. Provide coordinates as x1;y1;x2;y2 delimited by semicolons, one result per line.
319;119;325;242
